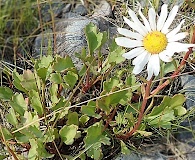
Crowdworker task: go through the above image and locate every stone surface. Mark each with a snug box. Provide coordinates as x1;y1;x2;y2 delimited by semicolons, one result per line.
40;1;66;22
33;29;53;57
33;0;115;69
180;75;195;109
54;16;99;69
74;4;88;16
92;0;113;18
175;75;195;159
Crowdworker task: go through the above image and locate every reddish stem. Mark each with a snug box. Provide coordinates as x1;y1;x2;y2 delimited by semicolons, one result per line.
117;79;152;140
103;107;117;131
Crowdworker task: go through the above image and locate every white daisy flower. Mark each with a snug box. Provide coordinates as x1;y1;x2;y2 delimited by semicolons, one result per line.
115;4;195;80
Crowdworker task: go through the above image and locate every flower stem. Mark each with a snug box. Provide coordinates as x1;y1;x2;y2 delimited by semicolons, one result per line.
117;79;152;140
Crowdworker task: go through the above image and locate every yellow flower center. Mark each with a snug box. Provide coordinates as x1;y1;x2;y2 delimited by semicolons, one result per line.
143;31;168;54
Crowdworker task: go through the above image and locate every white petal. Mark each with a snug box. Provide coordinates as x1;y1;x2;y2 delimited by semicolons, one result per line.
159;51;173;62
132;51;147;65
164;44;177;57
128;8;148;34
133;52;150;75
153;55;160;76
166;42;195;55
148;7;156;31
117;28;143;40
161;5;179;34
115;37;143;48
166;20;185;38
123;17;147;36
157;4;168;31
147;54;160;80
168;32;188;42
147;57;154;80
139;8;151;32
122;47;145;59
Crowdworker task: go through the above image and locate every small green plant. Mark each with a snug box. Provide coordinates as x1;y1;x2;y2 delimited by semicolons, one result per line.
0;21;191;159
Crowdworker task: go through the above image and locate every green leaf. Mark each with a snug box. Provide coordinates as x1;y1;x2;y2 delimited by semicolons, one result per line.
104;89;129;106
163;60;179;75
42;128;57;143
109;39;120;52
37;139;54;158
84;122;110;147
35;54;53;82
9;93;27;116
59;124;78;145
174;106;187;116
67;112;79;126
22;111;40;128
28;139;38;160
149;96;170;115
0;127;13;140
50;73;62;84
12;70;26;92
136;130;153;137
14;132;30;143
169;94;186;108
28;139;54;160
75;48;87;61
63;71;78;89
29;90;43;115
115;113;127;125
49;83;59;104
53;56;74;72
85;23;105;54
108;45;125;64
28;126;42;138
21;70;37;91
103;77;120;92
145;96;176;129
87;148;103;160
79;115;89;125
0;155;7;160
0;87;13;101
6;108;18;127
96;99;110;114
52;97;70;111
81;101;101;118
31;97;43;115
146;110;174;129
36;66;52;82
79;65;87;76
84;122;110;159
126;74;140;91
120;140;131;155
35;55;53;69
145;94;186;128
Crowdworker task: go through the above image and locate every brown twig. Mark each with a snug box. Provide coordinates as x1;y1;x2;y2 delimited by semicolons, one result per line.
0;129;19;160
103;107;117;131
151;27;195;95
117;79;152;140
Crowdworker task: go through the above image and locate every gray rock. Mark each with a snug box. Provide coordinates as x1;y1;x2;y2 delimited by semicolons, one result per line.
74;4;88;16
180;75;195;109
33;29;53;57
175;142;195;160
40;1;66;22
55;16;99;69
63;3;72;13
174;75;195;159
115;153;164;160
92;0;113;18
33;0;115;69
